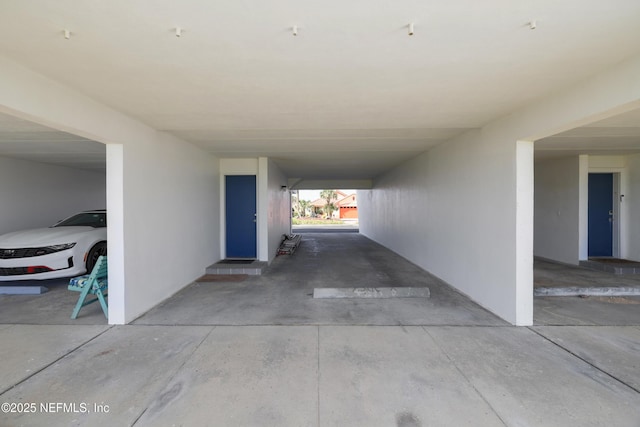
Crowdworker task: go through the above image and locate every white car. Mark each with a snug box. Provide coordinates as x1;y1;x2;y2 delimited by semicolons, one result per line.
0;210;107;281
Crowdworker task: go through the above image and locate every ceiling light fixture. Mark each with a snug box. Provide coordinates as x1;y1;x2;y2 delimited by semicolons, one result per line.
64;29;71;39
292;25;298;36
408;22;415;36
175;27;182;37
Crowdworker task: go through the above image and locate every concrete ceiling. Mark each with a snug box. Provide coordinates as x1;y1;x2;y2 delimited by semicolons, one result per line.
0;1;639;177
0;112;105;170
535;108;640;159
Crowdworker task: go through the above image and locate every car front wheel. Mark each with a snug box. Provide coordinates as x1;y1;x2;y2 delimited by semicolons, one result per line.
86;242;107;273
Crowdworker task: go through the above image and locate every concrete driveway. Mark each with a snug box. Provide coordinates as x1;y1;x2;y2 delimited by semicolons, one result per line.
1;233;639;426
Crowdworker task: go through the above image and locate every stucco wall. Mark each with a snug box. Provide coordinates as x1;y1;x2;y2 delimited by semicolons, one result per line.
0;56;221;324
359;129;532;325
359;54;640;325
0;156;106;235
266;159;290;262
627;154;640;261
119;133;220;323
534;156;580;264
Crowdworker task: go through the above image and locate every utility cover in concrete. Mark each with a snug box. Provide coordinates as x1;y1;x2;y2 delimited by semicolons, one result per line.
0;286;48;295
313;287;430;299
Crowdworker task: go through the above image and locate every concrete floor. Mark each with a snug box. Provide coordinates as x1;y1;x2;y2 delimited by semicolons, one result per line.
0;277;107;325
1;233;639;426
534;258;640;326
134;233;506;326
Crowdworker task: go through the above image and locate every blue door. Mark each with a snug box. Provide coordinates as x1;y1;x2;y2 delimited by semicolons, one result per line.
588;173;613;257
226;175;257;258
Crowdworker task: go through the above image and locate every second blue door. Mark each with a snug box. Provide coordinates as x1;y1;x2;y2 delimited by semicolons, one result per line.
588;173;613;257
226;175;257;258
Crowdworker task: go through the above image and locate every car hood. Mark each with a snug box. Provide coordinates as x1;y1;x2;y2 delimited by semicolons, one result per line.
0;227;100;247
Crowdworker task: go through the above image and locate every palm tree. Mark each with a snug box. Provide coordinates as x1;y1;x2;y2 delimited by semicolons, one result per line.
320;190;338;219
299;199;311;217
291;191;300;217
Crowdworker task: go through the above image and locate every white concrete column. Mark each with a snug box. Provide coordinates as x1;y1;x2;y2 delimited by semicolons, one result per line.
515;140;534;326
578;155;589;260
257;157;269;261
106;144;125;324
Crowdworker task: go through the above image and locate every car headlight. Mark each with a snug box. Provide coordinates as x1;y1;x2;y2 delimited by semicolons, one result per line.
0;243;76;259
45;243;76;251
32;243;76;257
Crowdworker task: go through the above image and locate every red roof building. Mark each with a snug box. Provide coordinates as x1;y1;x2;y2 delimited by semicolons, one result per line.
310;191;358;219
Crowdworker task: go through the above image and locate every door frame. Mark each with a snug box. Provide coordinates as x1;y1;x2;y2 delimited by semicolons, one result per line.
612;172;621;258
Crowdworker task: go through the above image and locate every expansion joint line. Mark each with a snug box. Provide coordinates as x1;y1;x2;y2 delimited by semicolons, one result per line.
527;327;640;394
0;325;115;396
317;325;321;427
421;326;509;427
131;325;218;426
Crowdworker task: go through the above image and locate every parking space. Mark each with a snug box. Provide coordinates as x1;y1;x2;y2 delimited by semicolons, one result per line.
534;258;640;326
134;233;507;326
0;278;108;325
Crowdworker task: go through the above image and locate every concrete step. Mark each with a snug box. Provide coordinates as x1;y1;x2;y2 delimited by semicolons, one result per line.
206;260;268;276
579;260;640;275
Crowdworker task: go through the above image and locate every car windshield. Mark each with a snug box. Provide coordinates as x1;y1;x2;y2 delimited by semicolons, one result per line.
53;212;106;228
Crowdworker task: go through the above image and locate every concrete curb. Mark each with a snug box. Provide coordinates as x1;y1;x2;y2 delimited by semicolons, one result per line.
313;287;430;299
534;287;640;297
0;286;49;295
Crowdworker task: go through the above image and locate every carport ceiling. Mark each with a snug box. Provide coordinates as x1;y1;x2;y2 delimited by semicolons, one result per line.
0;112;105;170
0;1;639;178
535;109;640;160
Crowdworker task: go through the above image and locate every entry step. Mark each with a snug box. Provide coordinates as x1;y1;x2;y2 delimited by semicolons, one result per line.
580;259;640;275
206;260;268;276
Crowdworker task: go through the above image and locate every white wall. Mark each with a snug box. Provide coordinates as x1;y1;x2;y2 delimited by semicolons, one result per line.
534;156;581;264
359;129;532;325
625;154;640;261
120;133;220;323
0;56;220;324
578;155;589;261
0;156;106;235
266;159;290;262
361;53;640;326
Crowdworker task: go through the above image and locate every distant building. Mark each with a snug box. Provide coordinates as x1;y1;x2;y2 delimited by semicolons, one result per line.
310;191;358;219
336;193;358;219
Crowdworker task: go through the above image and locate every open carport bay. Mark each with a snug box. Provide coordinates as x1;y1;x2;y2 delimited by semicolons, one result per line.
0;277;108;325
0;114;106;239
134;233;507;326
3;233;640;328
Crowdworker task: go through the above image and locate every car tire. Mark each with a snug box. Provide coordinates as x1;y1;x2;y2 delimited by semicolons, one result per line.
86;242;107;273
